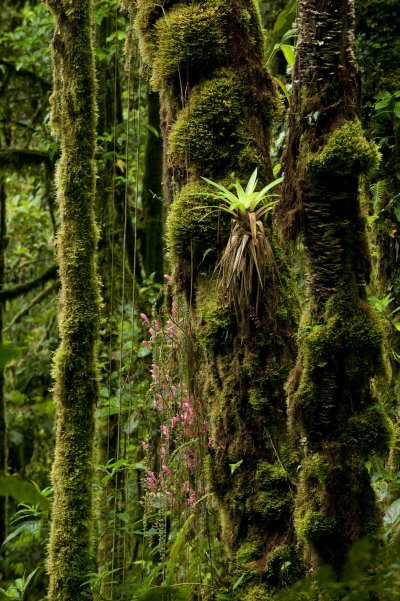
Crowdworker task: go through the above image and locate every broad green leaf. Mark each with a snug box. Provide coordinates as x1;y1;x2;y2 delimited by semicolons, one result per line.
281;44;295;66
0;343;20;370
0;477;50;510
384;498;400;525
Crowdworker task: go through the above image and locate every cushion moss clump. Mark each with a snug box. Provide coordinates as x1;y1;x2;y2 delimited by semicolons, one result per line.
306;119;381;178
169;70;244;175
151;0;229;91
246;463;292;521
296;510;337;545
166;181;228;268
345;405;393;456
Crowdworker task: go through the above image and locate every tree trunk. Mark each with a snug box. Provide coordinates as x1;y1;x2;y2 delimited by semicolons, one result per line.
136;0;300;596
0;180;7;547
45;1;101;599
281;0;392;576
355;0;400;470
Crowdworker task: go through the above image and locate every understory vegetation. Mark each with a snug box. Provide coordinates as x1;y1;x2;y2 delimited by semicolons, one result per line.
0;0;400;600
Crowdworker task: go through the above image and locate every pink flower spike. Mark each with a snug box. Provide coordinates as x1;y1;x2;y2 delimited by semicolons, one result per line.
149;328;156;340
143;340;151;351
164;274;172;281
141;441;148;451
182;480;190;493
154;319;161;331
162;464;172;477
140;313;151;326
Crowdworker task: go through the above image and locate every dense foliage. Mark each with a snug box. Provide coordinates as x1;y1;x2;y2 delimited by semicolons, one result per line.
0;1;399;600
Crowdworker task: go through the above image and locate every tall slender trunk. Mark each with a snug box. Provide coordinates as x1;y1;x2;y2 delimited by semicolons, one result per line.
0;180;7;547
45;1;101;599
136;0;300;596
281;0;392;575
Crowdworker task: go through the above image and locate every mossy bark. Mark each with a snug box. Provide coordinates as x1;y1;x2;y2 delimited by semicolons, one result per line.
45;1;101;599
0;180;7;547
136;0;300;597
355;0;400;469
281;0;391;576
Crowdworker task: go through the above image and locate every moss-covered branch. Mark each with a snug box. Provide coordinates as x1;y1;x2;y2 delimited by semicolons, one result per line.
0;148;54;172
0;264;57;302
45;0;101;599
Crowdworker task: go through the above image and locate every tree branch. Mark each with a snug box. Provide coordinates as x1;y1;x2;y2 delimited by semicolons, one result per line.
0;265;58;302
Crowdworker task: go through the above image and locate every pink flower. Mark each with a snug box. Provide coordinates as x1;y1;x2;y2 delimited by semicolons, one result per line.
140;313;151;326
182;480;190;493
164;274;172;281
162;464;172;477
141;441;148;451
166;490;174;506
149;328;156;341
146;470;158;492
143;340;151;351
188;488;196;506
171;415;179;428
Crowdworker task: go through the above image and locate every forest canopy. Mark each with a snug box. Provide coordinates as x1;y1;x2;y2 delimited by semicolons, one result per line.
0;0;400;600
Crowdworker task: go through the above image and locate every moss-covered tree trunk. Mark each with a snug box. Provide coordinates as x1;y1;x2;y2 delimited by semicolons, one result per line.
45;1;101;599
136;1;300;597
281;0;392;575
355;0;400;469
0;180;7;547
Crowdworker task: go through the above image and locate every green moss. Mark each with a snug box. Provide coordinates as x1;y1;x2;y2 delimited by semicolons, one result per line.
46;1;101;599
196;279;235;350
246;462;292;521
152;0;229;91
169;70;245;176
306;119;381;178
166;180;229;269
242;586;273;601
296;510;336;545
236;541;260;564
263;544;302;586
346;405;393;455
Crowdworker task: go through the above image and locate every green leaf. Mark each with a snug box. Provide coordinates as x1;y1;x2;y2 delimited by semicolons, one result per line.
394;102;400;120
384;498;400;526
0;342;20;370
375;98;391;111
166;514;195;586
273;163;282;177
0;477;50;510
393;322;400;332
229;459;243;475
280;44;295;66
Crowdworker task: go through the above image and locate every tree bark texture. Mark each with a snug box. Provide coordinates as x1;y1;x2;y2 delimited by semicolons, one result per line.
45;1;101;599
281;0;392;575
